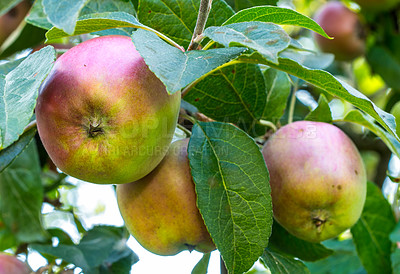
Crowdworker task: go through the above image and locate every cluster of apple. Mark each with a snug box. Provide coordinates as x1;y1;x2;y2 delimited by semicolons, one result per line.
32;33;367;260
35;35;214;256
313;0;400;61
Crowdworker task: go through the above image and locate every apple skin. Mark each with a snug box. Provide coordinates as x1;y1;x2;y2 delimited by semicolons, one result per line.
353;0;400;12
0;0;31;46
36;35;181;184
262;121;367;243
116;139;215;256
313;2;365;61
0;253;31;274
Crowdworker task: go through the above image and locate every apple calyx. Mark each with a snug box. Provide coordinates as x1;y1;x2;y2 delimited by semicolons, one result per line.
184;244;196;252
87;120;105;138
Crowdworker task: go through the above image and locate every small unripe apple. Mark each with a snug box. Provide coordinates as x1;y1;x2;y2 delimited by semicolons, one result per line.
262;121;367;242
353;0;400;12
0;253;31;274
117;139;215;255
313;2;365;61
0;0;31;46
36;35;181;184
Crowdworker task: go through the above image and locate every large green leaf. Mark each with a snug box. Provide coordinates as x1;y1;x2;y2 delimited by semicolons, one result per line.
191;253;211;274
27;0;136;30
262;68;291;122
184;63;266;136
0;126;36;172
0;141;47;243
222;6;329;38
32;226;138;274
268;221;333;262
225;0;278;11
0;23;47;59
0;46;55;150
237;52;399;142
305;94;332;123
138;0;234;49
132;29;246;94
351;182;396;274
366;45;400;90
305;239;365;274
188;122;273;274
341;109;400;159
261;249;310;274
204;22;290;64
42;0;89;35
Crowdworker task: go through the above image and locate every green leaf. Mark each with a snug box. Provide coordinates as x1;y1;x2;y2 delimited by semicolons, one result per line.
0;141;47;243
184;63;266;136
0;125;36;172
351;182;396;274
81;0;136;15
268;221;333;262
222;6;329;39
305;239;365;274
0;46;55;150
26;0;54;30
188;122;273;274
43;0;89;35
261;249;310;274
204;22;290;64
0;58;25;75
0;23;47;59
392;248;400;274
45;11;143;40
237;52;399;142
32;226;137;274
191;252;211;274
305;94;332;123
0;0;23;16
132;29;246;94
225;0;278;11
262;68;291;122
99;248;138;274
366;45;400;90
0;214;17;250
138;0;234;49
341;110;400;159
28;0;136;30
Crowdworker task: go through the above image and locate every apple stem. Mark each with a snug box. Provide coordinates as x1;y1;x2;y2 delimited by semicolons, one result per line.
187;0;213;51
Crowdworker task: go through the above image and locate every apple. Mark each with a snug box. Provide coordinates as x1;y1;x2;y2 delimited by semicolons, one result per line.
0;253;31;274
0;0;31;46
116;139;215;255
313;2;365;61
353;0;400;12
36;35;181;184
262;121;367;242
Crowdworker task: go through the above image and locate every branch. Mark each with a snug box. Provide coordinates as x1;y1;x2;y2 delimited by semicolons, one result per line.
187;0;213;51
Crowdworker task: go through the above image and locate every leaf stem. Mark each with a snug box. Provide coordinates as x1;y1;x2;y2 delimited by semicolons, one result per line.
23;120;37;133
258;119;277;132
288;83;298;124
177;123;192;137
187;0;213;51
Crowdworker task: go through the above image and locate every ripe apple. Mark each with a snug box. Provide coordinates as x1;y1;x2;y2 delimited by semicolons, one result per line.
36;35;181;184
0;0;31;46
116;139;215;255
262;121;367;242
313;2;365;61
0;253;31;274
353;0;400;12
